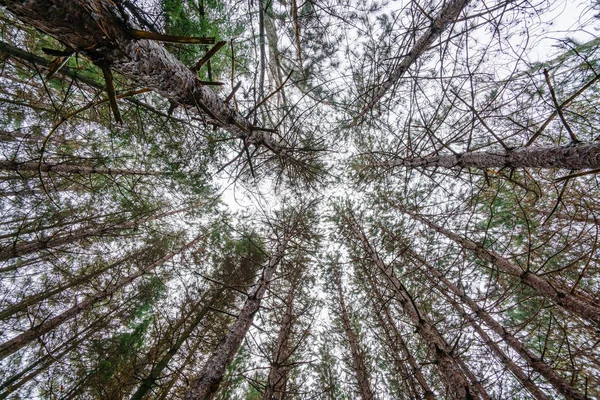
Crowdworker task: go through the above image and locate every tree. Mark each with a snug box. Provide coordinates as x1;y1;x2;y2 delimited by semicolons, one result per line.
1;0;600;399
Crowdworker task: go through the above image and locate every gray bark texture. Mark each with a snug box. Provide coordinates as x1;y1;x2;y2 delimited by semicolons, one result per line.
387;141;600;170
0;0;285;153
184;240;288;400
0;236;202;361
344;211;478;400
403;209;600;326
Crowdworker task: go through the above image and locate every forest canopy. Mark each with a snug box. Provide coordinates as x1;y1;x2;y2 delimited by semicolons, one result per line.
0;0;599;399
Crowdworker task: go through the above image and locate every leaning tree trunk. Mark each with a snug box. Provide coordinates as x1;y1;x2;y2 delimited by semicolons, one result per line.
333;268;375;400
343;210;480;400
357;0;468;118
400;207;600;326
0;0;286;153
408;247;587;400
0;235;203;361
184;239;289;400
382;141;600;170
0;250;142;320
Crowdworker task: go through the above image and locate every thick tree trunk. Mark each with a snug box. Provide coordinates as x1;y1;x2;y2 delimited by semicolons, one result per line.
344;211;478;400
401;208;600;326
385;141;600;170
0;160;161;176
408;248;586;400
263;283;295;400
0;0;285;153
357;0;468;118
184;240;288;400
333;269;375;400
0;235;202;361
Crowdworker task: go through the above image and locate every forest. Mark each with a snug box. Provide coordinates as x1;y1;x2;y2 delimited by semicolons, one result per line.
0;0;599;399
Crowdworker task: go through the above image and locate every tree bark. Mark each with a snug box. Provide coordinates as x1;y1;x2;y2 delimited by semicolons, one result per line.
343;210;478;400
0;250;140;320
384;141;600;170
184;239;289;400
0;235;202;361
333;268;375;400
408;247;587;400
401;207;600;326
0;0;286;153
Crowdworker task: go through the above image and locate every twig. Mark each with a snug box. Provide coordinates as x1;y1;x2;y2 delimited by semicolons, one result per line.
543;68;578;143
192;41;226;72
128;29;215;44
246;69;294;118
554;167;600;182
226;81;242;103
101;67;122;124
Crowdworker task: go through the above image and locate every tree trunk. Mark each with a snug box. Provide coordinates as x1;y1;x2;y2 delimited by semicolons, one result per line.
344;210;478;400
401;207;600;326
408;247;587;400
333;268;375;400
0;0;287;154
385;141;600;170
0;250;140;320
0;235;202;361
184;239;289;400
0;160;161;176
